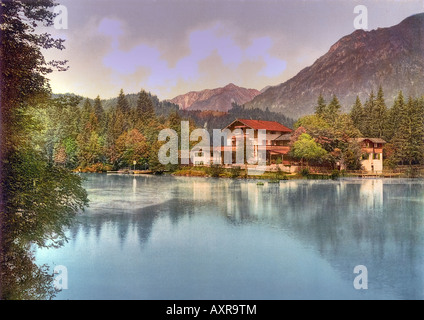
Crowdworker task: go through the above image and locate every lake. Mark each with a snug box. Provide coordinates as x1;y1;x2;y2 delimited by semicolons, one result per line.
35;174;424;300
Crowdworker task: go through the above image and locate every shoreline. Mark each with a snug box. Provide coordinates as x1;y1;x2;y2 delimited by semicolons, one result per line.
75;167;423;180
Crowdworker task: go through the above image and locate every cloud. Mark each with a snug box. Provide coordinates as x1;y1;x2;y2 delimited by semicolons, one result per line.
98;17;124;38
100;21;287;98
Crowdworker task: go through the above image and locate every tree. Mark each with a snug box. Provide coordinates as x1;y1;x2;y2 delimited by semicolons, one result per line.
0;0;88;299
324;95;342;124
93;95;105;130
371;86;388;139
81;98;93;125
315;94;327;117
149;140;167;173
116;129;149;167
392;97;424;166
114;89;130;133
361;90;375;137
386;91;405;142
136;90;155;119
342;140;363;170
350;96;365;135
117;89;130;115
294;112;361;168
104;107;126;168
291;133;328;167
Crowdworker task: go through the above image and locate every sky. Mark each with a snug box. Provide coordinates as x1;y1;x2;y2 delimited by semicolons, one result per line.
42;0;424;101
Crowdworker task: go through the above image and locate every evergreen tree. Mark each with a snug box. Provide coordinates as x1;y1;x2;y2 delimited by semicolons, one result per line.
361;90;376;137
392;97;424;166
115;89;130;132
136;90;155;117
324;95;342;124
386;91;406;142
93;95;105;129
117;89;130;115
370;86;388;139
315;94;327;117
350;96;365;134
104;107;126;168
134;89;156;130
81;98;93;126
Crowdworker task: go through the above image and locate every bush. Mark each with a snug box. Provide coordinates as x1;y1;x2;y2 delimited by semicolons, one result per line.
300;168;310;177
230;166;241;178
208;164;224;177
404;166;420;178
330;170;340;180
274;166;288;180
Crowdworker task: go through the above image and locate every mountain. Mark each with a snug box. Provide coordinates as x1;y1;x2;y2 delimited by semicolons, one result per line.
245;13;424;119
170;83;261;112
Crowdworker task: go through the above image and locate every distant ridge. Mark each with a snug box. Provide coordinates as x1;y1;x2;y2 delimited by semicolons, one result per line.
245;13;424;119
170;83;261;112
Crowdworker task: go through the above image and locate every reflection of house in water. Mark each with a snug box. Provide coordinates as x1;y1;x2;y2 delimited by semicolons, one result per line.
359;179;383;212
191;179;214;201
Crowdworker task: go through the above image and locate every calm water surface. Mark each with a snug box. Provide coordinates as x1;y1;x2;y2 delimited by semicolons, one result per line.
35;174;424;300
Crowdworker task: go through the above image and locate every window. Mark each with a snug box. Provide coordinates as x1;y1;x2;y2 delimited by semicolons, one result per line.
362;153;369;160
373;153;380;160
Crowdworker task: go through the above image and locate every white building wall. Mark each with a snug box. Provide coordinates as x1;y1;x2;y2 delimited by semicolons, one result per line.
361;152;384;172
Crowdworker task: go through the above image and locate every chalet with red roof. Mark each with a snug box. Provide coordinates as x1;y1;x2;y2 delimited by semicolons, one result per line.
354;138;387;173
223;119;293;165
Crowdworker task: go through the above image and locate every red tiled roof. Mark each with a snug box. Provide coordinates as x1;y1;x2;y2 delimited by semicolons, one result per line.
268;146;291;155
232;119;292;133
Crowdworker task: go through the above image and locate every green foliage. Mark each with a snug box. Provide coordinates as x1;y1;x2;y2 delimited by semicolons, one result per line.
148;140;166;173
330;170;341;180
275;166;288;180
385;91;405;142
360;89;389;139
350;96;365;134
208;164;224;177
116;128;149;167
325;95;342;124
179;103;295;136
5;148;88;248
93;95;105;128
136;90;155;121
291;133;328;165
315;94;327;117
0;0;88;299
391;97;424;166
371;86;388;139
300;168;310;177
230;166;242;178
295;114;330;131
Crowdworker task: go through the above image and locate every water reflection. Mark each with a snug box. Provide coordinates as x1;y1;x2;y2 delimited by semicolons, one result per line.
37;174;424;299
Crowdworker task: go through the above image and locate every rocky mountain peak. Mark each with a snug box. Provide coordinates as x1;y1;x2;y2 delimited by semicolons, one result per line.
245;13;424;119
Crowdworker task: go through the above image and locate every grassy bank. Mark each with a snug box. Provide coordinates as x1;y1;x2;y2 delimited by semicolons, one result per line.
173;166;298;180
172;166;424;180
